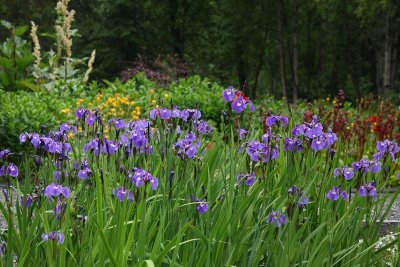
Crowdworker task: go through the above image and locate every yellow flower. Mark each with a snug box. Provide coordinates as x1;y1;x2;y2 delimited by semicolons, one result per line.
133;115;139;121
136;111;141;116
326;97;330;101
131;110;137;115
130;101;136;105
151;100;157;105
68;133;74;139
346;126;350;130
156;105;159;108
105;135;109;139
164;93;169;98
111;108;116;113
150;89;155;94
135;106;140;111
88;102;93;107
98;106;103;111
332;100;337;104
61;108;70;114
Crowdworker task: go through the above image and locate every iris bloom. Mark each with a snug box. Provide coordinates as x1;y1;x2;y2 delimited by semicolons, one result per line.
326;186;348;201
113;187;134;202
7;163;18;177
196;200;209;214
358;182;377;198
266;211;286;227
334;166;354;180
42;232;65;244
44;183;70;199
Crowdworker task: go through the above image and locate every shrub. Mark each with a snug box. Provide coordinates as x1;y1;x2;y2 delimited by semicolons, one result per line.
0;90;63;151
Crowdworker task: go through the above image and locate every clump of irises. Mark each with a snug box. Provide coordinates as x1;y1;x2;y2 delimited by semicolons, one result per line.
222;86;255;113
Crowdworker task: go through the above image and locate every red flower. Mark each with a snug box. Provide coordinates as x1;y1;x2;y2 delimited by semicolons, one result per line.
367;116;378;123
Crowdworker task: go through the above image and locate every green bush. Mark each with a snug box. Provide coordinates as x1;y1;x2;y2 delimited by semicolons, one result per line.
167;75;225;123
0;90;63;151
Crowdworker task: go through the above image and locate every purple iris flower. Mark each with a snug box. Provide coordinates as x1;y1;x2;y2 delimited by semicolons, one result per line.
239;129;249;139
129;168;159;190
222;86;235;102
284;137;303;151
7;163;18;177
333;166;354;180
20;194;34;208
103;139;118;154
160;108;172;120
196;200;209;214
78;168;91;180
53;170;61;180
42;232;65;244
181;109;202;121
397;172;400;179
311;138;325;151
195;120;213;134
174;132;201;159
305;122;323;138
75;108;86;120
0;149;10;159
236;173;256;186
266;211;286;227
149;109;158;120
265;115;289;128
352;159;381;173
375;139;400;161
54;199;64;216
172;106;182;118
44;183;70;199
85;113;96;126
112;187;134;202
326;186;349;201
231;96;246;113
297;195;309;208
0;165;5;176
358;182;377;198
114;119;125;130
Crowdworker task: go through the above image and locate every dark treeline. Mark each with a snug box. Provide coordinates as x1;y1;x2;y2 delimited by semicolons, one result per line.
1;0;399;100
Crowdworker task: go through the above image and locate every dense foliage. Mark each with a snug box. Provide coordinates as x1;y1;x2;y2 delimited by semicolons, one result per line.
1;0;399;99
1;87;400;265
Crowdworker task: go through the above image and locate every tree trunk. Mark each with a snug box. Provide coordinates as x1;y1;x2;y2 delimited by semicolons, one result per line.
277;0;287;99
292;0;299;104
383;9;392;95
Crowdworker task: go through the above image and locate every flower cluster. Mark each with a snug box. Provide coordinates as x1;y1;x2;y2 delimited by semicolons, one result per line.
128;168;158;190
358;182;377;198
351;159;381;173
42;232;65;244
20;131;72;158
150;107;201;122
374;139;400;162
245;131;280;163
174;132;201;159
265;114;289;128
284;137;303;152
292;116;337;152
288;185;309;209
266;211;286;227
74;159;93;180
222;86;254;113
